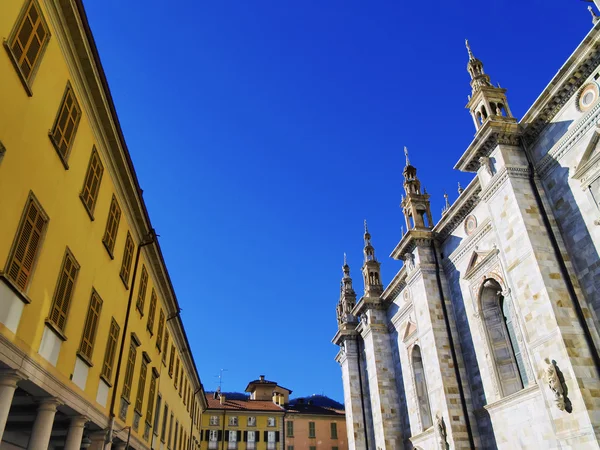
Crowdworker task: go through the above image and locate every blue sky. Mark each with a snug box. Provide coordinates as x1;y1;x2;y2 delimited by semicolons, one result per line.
83;0;592;402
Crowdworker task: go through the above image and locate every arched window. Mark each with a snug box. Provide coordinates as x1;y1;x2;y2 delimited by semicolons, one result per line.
480;279;526;396
412;345;432;429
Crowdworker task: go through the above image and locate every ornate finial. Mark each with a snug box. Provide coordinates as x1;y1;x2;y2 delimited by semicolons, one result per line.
444;191;450;207
404;146;410;166
590;6;600;24
401;225;404;236
458;182;464;195
343;252;347;266
364;219;369;235
466;39;475;60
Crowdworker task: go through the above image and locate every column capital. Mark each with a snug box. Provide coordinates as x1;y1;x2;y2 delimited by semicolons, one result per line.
69;415;89;428
88;430;107;443
35;397;62;412
0;369;28;388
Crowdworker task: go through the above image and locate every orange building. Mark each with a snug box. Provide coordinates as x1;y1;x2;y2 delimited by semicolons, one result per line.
284;398;347;450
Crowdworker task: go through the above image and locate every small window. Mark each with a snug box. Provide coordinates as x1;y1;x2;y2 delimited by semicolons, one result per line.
79;147;103;218
102;195;121;257
168;345;175;377
308;421;316;438
49;83;81;166
6;193;48;292
229;416;238;426
78;289;103;363
47;248;79;333
136;266;148;315
156;308;165;351
101;318;120;382
161;404;169;442
330;422;337;439
120;232;134;287
267;417;276;427
286;420;293;437
147;289;157;333
6;0;50;91
209;416;219;426
162;330;169;365
174;357;179;388
247;416;256;427
122;340;137;401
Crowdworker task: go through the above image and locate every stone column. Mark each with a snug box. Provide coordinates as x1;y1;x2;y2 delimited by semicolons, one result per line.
0;370;25;441
88;430;107;450
64;415;88;450
27;397;61;450
113;443;127;450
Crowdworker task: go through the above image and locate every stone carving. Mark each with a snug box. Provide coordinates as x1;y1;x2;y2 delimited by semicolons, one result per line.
479;156;494;176
434;412;448;450
544;358;572;413
404;253;415;271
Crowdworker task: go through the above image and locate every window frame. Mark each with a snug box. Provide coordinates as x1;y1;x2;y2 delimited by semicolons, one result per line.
3;0;51;95
308;421;316;438
48;82;81;168
79;147;104;219
46;247;80;338
119;232;135;288
136;265;148;315
101;317;120;384
102;195;121;258
77;288;103;366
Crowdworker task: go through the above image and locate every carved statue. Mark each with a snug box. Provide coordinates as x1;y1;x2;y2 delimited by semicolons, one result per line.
479;156;494;176
544;358;572;412
434;412;448;450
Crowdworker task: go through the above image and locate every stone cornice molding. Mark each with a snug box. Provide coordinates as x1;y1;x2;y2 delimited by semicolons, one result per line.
444;218;493;269
537;102;600;179
455;119;521;172
331;328;359;346
434;178;482;241
381;266;407;304
479;165;530;203
390;229;435;260
521;23;600;147
390;302;414;330
483;384;540;414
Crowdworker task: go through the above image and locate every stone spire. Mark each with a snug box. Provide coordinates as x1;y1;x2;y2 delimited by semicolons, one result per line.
400;148;433;231
337;253;357;327
403;147;421;195
362;221;383;297
465;40;515;132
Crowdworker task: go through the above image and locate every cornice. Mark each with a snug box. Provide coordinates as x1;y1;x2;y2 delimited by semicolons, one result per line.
444;218;493;269
479;165;530;203
389;229;435;260
455;119;521;172
521;23;600;146
434;177;481;241
381;266;407;304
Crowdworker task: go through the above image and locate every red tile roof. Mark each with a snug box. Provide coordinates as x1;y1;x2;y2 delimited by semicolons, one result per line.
206;397;285;412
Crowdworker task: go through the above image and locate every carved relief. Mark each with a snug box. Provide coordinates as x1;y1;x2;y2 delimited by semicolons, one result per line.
544;358;572;413
434;412;448;450
479;156;494;176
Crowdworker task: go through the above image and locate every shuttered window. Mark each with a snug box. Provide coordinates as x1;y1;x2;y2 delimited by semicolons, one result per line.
162;331;169;365
7;0;50;86
286;421;293;437
135;357;148;413
122;341;137;400
50;84;81;164
146;369;158;422
147;289;157;333
120;232;134;287
6;195;48;291
78;290;103;362
330;422;338;439
308;422;315;438
155;308;165;351
102;195;121;256
47;248;79;332
80;148;103;218
168;345;175;377
174;357;179;388
136;265;148;314
101;318;120;382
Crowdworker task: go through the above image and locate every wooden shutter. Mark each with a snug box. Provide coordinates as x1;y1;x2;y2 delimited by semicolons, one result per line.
168;345;175;376
330;422;337;439
155;306;164;348
120;232;134;286
174;357;179;387
102;195;121;255
7;196;48;291
122;341;137;400
146;370;157;421
47;248;79;331
9;0;49;82
136;266;148;314
135;359;148;413
80;147;103;216
275;431;280;442
101;318;120;381
50;84;81;161
146;289;157;332
78;290;103;360
162;331;169;364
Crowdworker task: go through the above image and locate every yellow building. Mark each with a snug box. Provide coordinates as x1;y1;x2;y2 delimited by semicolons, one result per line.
200;376;288;450
0;0;206;449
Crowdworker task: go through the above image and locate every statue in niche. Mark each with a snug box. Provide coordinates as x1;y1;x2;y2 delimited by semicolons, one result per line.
479;156;494;176
404;253;415;271
544;358;572;413
434;412;448;450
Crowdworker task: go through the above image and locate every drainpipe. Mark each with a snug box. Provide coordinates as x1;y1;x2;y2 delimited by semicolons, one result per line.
106;229;156;448
355;336;369;450
520;137;600;378
431;240;475;449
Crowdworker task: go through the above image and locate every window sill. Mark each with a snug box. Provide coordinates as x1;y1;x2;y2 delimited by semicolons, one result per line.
44;319;68;341
146;327;153;337
120;273;129;290
3;40;33;97
79;194;95;221
100;374;113;387
0;273;32;304
102;240;115;260
76;351;94;368
48;133;70;170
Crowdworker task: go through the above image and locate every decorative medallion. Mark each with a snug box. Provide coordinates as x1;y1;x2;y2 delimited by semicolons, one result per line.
464;214;477;236
577;82;599;112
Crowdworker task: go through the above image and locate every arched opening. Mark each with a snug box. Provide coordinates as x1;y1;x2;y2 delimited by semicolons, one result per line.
490;103;498;116
497;103;505;116
480;279;525;396
412;345;433;430
476;111;483;126
481;105;488;119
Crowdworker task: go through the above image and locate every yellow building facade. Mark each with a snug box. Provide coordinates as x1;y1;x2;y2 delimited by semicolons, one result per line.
0;1;206;449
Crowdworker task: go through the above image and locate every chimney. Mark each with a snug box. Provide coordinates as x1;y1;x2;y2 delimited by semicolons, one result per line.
220;394;226;405
259;375;265;381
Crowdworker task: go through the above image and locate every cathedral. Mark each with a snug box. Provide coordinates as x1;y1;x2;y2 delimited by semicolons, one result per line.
333;13;600;450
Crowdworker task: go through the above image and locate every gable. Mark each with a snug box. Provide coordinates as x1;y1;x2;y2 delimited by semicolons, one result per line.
403;319;417;341
574;123;600;184
463;249;499;280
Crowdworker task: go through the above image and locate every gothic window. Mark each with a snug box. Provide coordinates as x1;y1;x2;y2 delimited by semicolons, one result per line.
480;279;524;396
412;345;432;430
